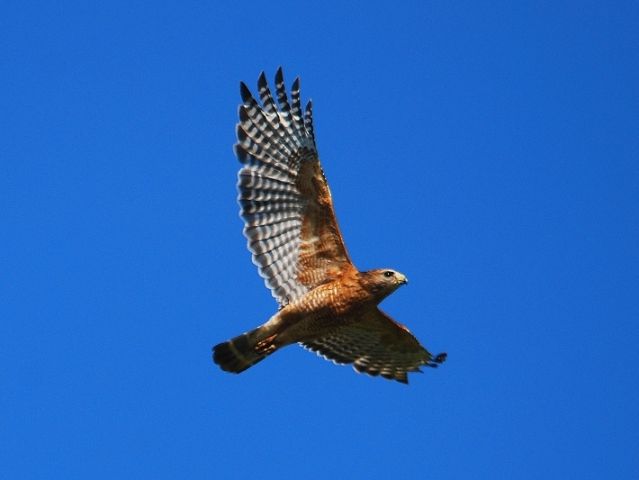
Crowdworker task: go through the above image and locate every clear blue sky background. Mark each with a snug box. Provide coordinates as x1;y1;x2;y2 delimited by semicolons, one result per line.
2;1;638;478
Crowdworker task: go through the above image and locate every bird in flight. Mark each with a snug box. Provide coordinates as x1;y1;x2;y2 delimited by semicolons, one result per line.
212;68;446;383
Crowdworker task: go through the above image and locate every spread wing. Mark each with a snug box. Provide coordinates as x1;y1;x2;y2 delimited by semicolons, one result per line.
235;68;355;306
302;307;447;384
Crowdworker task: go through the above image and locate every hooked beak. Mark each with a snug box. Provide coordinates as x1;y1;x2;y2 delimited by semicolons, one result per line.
398;274;408;285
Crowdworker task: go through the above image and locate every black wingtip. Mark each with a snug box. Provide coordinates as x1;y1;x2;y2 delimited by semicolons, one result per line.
239;81;252;103
258;71;267;88
234;143;252;163
434;352;447;364
292;77;300;91
238;104;249;122
423;351;447;368
275;66;284;84
236;123;248;142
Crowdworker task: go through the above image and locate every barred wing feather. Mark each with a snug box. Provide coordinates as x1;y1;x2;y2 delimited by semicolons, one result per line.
302;308;446;384
235;68;354;306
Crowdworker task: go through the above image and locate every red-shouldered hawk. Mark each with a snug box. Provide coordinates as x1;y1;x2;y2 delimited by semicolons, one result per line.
212;68;446;383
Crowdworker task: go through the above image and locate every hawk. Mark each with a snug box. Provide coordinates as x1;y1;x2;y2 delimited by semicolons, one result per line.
212;68;446;383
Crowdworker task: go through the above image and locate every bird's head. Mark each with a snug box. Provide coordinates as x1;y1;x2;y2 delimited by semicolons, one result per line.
360;268;408;301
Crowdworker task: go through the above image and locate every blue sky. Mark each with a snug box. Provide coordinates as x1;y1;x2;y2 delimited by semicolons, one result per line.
2;1;638;478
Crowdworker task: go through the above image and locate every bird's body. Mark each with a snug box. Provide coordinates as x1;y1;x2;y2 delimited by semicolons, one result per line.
213;68;446;383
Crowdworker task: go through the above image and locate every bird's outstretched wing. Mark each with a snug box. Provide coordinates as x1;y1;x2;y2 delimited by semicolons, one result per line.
302;307;447;384
235;68;355;306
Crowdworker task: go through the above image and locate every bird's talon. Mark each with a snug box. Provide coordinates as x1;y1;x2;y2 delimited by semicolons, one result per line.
255;334;277;354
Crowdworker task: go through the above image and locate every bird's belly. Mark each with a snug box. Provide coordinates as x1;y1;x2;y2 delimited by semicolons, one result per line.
278;313;355;345
275;282;371;344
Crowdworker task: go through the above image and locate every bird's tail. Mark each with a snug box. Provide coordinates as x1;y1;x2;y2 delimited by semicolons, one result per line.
212;325;278;374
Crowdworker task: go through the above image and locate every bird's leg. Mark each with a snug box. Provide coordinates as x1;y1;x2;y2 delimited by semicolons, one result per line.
255;334;278;354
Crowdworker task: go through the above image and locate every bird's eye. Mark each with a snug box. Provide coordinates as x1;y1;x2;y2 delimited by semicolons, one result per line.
383;271;394;278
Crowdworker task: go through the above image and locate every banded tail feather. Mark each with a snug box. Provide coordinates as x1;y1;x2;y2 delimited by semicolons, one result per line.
212;326;277;374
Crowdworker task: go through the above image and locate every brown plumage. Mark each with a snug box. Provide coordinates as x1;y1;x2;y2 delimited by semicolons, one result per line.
212;68;446;384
